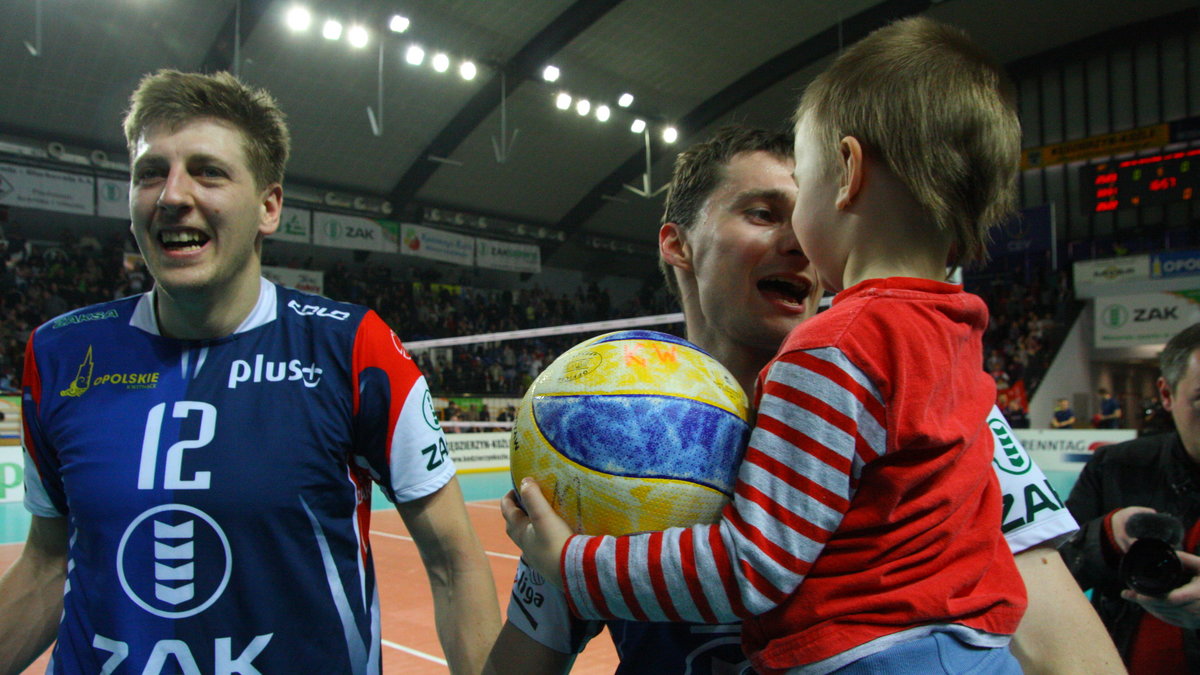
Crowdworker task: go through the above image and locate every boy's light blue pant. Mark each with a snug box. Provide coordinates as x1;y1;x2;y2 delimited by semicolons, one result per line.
831;632;1022;674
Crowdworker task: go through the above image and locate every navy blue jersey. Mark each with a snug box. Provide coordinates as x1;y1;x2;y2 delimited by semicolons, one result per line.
22;279;454;674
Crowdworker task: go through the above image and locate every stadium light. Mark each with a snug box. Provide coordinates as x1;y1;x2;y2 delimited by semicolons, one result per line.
459;60;477;80
389;15;410;33
542;65;560;82
432;53;450;73
576;99;591;116
595;105;611;122
405;45;425;65
662;126;678;143
322;19;343;41
630;118;646;133
555;92;572;110
347;25;369;48
285;6;312;32
618;93;634;108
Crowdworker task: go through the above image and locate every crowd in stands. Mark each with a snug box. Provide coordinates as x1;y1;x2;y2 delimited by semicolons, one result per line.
0;224;1079;413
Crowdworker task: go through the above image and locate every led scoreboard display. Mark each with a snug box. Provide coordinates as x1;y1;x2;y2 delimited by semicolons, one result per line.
1079;147;1200;213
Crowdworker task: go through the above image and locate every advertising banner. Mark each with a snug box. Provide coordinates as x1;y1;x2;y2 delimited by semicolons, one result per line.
1151;249;1200;280
96;177;130;219
987;205;1051;259
399;223;475;266
0;163;95;215
275;206;312;244
476;237;541;273
0;395;24;503
1013;428;1136;499
1074;255;1150;287
1094;290;1200;347
445;432;511;473
312;212;396;253
262;265;324;295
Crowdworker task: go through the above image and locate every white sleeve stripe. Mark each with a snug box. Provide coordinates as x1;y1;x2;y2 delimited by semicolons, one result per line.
768;359;887;456
798;346;884;407
689;526;737;620
739;458;844;534
750;409;857;502
627;535;668;621
660;527;703;619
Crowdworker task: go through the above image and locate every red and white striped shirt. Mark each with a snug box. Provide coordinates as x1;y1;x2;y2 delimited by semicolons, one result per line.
562;277;1026;674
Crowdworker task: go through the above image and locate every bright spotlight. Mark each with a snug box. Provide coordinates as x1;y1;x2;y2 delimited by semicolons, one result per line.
405;45;425;65
389;15;410;33
555;92;572;110
630;118;646;133
322;19;343;41
576;99;591;116
459;60;477;80
347;25;369;48
663;126;678;143
618;92;634;108
285;6;312;31
542;65;560;82
432;53;450;73
595;105;611;122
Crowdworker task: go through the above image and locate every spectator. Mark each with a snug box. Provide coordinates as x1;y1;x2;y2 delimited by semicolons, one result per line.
1050;397;1076;429
1096;388;1123;428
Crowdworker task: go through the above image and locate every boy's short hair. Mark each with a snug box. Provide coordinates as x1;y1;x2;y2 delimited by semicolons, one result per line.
659;125;794;299
1160;323;1200;391
123;70;291;190
793;16;1019;269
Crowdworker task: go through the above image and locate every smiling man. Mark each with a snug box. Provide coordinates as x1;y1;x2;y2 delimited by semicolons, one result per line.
0;70;499;675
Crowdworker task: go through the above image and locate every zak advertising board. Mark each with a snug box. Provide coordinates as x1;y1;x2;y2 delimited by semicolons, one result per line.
476;238;541;274
312;212;397;253
96;177;131;219
274;206;312;244
0;163;95;215
1094;290;1200;347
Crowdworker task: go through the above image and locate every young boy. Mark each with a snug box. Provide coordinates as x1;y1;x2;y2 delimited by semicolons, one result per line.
505;17;1025;674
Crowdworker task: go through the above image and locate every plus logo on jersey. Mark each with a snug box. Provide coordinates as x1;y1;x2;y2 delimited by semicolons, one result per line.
117;504;232;618
227;354;322;389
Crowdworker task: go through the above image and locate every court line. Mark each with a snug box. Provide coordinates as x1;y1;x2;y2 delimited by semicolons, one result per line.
467;501;501;510
383;639;447;665
369;529;520;560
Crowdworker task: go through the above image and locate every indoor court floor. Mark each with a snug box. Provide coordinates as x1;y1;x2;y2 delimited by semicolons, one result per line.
0;472;620;674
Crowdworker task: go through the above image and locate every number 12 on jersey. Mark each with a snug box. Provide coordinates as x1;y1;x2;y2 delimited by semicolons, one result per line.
138;401;217;490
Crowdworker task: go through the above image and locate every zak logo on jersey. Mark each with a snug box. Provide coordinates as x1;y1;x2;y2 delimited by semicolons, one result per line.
60;346;160;397
227;354;322;389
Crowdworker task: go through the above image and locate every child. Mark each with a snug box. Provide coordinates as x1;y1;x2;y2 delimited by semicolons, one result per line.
505;16;1025;674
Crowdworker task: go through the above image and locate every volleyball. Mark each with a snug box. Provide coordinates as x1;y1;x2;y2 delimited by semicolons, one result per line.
510;330;751;536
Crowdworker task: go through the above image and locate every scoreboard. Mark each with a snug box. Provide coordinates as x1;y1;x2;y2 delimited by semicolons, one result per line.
1079;147;1200;213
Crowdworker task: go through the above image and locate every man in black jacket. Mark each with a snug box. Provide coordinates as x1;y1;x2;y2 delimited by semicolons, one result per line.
1062;322;1200;672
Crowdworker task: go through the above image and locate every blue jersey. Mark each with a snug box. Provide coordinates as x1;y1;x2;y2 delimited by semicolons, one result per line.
22;279;454;675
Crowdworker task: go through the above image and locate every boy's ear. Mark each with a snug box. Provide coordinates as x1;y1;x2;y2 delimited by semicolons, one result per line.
659;222;692;271
836;135;865;210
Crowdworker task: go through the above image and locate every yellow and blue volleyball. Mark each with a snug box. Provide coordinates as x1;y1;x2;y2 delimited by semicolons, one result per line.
510;330;751;536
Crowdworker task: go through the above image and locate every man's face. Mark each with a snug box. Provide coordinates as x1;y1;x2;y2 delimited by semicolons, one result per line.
677;150;820;354
791;114;847;293
129;117;279;299
1162;349;1200;463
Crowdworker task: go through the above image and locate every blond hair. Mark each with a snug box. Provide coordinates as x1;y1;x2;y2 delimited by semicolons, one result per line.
794;16;1019;268
124;70;290;189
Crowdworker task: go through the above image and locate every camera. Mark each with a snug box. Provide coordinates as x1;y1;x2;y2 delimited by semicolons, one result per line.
1119;512;1190;597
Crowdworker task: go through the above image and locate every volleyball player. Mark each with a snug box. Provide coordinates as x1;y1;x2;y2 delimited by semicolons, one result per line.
486;125;1121;673
0;70;499;674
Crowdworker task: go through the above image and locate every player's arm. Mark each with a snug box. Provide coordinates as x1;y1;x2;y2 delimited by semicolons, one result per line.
483;622;574;675
1011;547;1126;674
0;515;67;675
397;476;501;675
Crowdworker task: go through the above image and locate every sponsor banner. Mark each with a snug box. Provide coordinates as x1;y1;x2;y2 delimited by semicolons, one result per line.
476;237;541;273
445;432;511;473
1151;249;1200;279
0;395;24;502
1014;429;1136;474
1094;290;1200;347
1074;255;1150;286
988;205;1051;259
312;212;396;253
274;206;312;244
399;223;474;266
1021;123;1170;170
0;163;95;215
262;265;324;295
96;177;130;219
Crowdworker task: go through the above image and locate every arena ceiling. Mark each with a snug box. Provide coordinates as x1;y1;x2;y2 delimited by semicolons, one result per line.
0;0;1195;281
